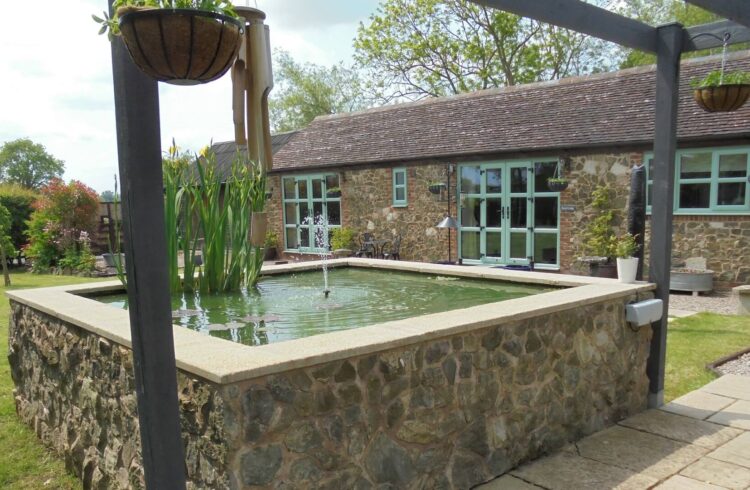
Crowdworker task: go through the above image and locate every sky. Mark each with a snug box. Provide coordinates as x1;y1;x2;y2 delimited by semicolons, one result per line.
0;0;380;194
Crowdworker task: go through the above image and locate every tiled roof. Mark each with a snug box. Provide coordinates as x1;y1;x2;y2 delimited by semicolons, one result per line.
210;130;298;179
271;52;750;171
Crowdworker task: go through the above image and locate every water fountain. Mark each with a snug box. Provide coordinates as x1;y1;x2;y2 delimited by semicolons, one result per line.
303;214;331;297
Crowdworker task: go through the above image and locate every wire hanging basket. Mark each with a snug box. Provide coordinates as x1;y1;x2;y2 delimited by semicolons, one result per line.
118;8;244;85
547;158;569;192
692;33;750;113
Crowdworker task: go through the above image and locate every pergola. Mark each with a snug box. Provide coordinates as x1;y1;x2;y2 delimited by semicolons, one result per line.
469;0;750;408
107;1;750;488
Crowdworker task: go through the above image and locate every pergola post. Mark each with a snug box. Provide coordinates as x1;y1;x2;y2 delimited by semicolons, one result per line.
110;32;187;489
647;22;683;408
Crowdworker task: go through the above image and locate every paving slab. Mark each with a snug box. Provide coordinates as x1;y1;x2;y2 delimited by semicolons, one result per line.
707;432;750;469
681;457;750;489
661;390;737;420
701;375;750;402
575;425;708;479
653;474;728;489
618;409;743;449
510;451;659;490
707;400;750;431
477;474;542;489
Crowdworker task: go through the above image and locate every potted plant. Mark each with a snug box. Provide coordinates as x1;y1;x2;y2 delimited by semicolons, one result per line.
546;177;569;192
326;187;342;198
331;227;356;257
263;230;279;261
580;184;618;278
615;233;638;283
428;182;446;194
94;1;244;85
692;70;750;113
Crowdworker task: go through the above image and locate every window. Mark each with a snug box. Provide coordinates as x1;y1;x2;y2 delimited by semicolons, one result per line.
282;174;341;251
645;147;750;214
392;168;407;207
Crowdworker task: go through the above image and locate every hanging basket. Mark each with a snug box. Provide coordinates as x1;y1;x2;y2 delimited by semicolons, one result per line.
547;179;569;192
428;183;445;195
118;8;244;85
693;84;750;113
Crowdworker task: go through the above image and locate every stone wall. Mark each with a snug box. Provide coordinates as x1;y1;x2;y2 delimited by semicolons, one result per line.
266;163;458;263
7;303;228;489
9;292;651;489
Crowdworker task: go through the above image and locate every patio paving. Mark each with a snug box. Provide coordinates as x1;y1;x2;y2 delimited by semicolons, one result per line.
478;375;750;489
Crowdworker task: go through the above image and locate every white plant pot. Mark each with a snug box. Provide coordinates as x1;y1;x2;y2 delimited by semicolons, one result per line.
617;257;639;283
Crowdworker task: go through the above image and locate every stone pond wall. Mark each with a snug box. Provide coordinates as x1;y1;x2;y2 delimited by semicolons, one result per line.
9;293;651;489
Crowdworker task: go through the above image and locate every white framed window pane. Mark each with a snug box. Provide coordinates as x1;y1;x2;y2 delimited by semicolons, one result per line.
718;183;746;206
461;166;481;194
283;178;295;199
284;203;296;225
461;231;480;260
679;183;710;208
534;233;557;264
395;171;405;186
285;228;298;249
395;187;405;201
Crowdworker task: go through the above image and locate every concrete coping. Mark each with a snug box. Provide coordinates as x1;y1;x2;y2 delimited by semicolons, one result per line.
6;258;655;385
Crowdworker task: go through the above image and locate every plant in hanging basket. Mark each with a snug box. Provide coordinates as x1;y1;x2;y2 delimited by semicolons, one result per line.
326;187;342;198
428;182;446;194
691;70;750;113
546;177;569;192
94;1;244;85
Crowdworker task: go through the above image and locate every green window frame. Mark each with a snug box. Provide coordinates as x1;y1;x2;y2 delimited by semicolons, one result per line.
392;168;407;207
645;146;750;215
281;173;342;252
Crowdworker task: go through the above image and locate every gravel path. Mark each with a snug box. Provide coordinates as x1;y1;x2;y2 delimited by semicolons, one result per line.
717;352;750;377
669;290;737;315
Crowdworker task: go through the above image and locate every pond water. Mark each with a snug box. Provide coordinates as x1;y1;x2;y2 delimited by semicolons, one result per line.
97;268;549;346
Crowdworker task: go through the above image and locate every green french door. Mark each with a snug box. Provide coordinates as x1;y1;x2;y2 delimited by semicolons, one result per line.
282;174;341;251
459;161;560;267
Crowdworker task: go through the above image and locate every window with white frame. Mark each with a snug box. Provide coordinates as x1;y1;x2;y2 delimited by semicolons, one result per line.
282;174;341;251
645;147;750;214
392;168;407;206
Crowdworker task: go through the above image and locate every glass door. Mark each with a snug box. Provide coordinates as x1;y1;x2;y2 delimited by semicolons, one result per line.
505;163;531;265
283;175;340;252
482;166;505;263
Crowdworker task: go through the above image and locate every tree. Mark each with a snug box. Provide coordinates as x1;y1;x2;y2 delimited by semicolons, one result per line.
269;50;369;132
353;0;612;102
100;190;115;202
615;1;745;68
0;138;65;189
0;203;12;286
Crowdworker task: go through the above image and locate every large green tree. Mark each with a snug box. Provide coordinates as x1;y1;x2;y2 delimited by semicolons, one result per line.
269;50;368;132
353;0;612;101
0;138;65;190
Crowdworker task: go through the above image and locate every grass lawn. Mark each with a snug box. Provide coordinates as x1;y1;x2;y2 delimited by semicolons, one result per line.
0;271;109;490
0;271;747;487
665;312;750;402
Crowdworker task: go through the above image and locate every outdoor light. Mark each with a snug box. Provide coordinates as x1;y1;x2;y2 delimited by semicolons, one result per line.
436;215;458;264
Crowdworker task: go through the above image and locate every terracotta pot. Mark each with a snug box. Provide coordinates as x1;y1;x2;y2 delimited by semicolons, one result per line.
118;8;244;85
250;212;267;247
693;84;750;112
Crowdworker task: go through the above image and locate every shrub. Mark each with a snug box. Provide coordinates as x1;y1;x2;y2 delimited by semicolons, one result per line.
582;184;618;260
0;183;38;252
331;227;356;250
26;179;99;273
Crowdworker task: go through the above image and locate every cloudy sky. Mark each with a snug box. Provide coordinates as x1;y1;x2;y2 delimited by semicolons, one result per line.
0;0;380;193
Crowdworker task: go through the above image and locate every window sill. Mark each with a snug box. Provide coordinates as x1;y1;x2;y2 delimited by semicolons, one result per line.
392;203;408;208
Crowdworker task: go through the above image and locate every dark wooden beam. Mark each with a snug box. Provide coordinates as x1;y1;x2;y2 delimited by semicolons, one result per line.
110;21;187;490
685;0;750;29
684;20;750;51
647;23;683;409
470;0;658;53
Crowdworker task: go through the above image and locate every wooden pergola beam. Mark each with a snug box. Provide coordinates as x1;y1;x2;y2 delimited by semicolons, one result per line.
684;20;750;51
471;0;658;53
685;0;750;29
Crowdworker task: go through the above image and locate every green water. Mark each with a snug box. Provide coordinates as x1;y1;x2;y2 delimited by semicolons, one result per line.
97;268;548;346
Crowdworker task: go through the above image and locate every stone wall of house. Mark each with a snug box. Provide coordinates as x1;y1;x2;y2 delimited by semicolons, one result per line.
266;163;458;263
7;302;229;490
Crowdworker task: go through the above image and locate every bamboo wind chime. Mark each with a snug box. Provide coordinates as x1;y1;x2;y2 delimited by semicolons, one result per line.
232;7;273;247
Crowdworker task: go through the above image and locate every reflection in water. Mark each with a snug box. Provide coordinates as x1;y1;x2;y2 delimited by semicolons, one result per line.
98;268;549;346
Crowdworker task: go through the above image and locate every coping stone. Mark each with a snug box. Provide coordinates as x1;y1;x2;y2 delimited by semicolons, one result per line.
510;451;658;490
707;400;750;430
681;457;750;489
661;391;736;420
476;474;542;489
618;409;742;449
574;425;708;479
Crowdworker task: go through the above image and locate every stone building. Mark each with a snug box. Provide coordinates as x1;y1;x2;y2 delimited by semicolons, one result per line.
217;52;750;287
